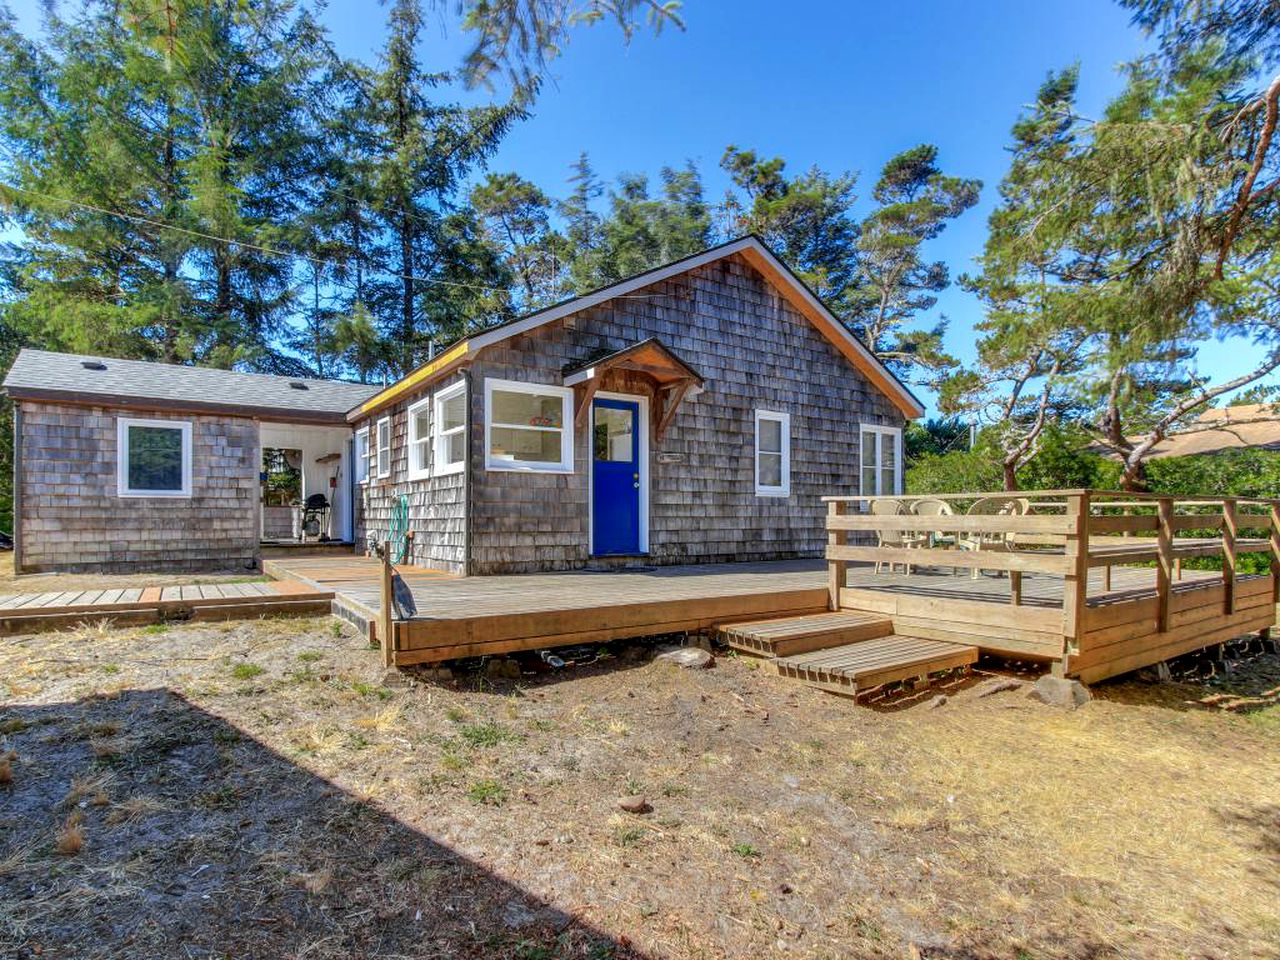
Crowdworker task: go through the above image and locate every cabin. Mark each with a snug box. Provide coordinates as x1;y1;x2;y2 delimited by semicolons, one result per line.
346;235;922;575
2;351;377;574
2;236;922;577
5;237;1274;696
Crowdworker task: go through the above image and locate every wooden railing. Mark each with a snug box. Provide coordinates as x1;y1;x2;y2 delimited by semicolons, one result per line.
822;489;1280;648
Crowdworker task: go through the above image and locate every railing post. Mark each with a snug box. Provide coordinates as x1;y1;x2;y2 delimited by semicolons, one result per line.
827;500;846;612
1061;492;1090;664
1156;497;1174;634
1222;497;1237;615
380;539;395;669
1270;500;1280;607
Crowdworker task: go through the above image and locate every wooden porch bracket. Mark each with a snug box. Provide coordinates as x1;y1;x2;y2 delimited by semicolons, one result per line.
563;337;704;437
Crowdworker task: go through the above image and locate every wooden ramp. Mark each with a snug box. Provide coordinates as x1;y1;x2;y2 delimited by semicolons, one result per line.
718;610;978;698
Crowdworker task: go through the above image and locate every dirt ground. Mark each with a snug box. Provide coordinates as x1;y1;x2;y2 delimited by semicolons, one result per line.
0;553;266;596
1;615;1277;960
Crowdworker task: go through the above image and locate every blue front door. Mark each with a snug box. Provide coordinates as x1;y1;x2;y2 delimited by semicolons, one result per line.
592;397;641;555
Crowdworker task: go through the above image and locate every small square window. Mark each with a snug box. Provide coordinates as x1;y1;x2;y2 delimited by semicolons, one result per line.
117;418;192;498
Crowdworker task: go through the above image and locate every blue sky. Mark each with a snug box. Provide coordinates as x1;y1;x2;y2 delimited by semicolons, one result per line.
3;0;1256;410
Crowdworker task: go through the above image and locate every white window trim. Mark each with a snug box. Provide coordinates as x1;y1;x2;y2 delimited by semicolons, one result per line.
754;409;791;497
860;423;903;496
484;377;575;474
355;426;370;484
117;417;193;498
433;381;467;477
375;416;392;479
406;397;432;481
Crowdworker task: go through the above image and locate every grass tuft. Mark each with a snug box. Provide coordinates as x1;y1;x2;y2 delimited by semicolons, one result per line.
466;779;508;806
55;811;85;855
231;662;266;681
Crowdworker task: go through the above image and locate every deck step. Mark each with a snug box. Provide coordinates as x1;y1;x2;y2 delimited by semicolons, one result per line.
718;610;894;658
773;634;978;697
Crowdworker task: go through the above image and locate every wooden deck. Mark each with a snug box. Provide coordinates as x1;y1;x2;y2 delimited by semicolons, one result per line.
0;579;334;634
265;554;831;665
826;490;1280;684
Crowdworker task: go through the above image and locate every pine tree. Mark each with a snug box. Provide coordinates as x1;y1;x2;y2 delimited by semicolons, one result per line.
850;145;979;386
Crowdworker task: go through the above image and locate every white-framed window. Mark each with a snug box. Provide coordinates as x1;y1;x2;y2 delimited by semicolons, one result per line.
434;381;467;476
754;409;791;497
860;424;902;495
375;416;392;479
407;397;431;481
484;378;574;473
354;426;370;484
117;417;192;498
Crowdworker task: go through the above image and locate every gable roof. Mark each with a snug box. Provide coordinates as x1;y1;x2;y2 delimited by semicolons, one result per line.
351;235;926;420
1127;404;1280;460
3;349;379;424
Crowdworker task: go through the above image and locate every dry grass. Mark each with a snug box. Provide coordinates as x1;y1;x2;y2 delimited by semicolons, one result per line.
55;811;84;856
1;614;1277;959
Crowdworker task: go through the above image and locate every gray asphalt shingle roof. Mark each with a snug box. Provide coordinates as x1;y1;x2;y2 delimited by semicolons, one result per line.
2;349;380;421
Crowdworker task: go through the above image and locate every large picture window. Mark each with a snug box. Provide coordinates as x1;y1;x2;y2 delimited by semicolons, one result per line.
117;417;192;498
860;424;902;495
754;409;791;497
407;398;431;480
434;381;467;476
484;378;574;473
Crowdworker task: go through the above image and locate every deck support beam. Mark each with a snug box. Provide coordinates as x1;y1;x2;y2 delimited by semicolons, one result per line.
380;540;395;668
828;500;847;612
1222;497;1237;615
1156;498;1174;634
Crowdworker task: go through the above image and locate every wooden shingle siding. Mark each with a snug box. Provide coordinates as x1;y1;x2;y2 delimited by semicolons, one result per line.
16;402;258;574
355;373;468;573
464;253;902;574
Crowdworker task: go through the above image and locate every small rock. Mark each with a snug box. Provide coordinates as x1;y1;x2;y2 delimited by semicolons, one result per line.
484;658;522;680
381;670;410;688
618;795;651;814
655;646;714;669
554;834;573;844
926;694;948;709
534;838;550;846
974;677;1024;698
501;899;537;929
1028;675;1092;709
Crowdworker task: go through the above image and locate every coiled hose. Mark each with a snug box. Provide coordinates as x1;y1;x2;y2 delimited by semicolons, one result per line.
388;494;410;564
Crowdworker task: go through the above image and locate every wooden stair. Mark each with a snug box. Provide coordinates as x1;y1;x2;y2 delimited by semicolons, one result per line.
719;610;894;657
717;609;978;699
773;635;978;697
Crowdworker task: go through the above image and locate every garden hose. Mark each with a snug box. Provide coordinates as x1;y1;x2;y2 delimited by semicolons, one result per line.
389;494;410;564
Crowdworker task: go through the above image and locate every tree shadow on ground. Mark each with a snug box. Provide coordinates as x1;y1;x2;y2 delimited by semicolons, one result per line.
0;689;645;960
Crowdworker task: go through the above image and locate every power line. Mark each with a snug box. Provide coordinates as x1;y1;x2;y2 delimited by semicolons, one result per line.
0;181;506;294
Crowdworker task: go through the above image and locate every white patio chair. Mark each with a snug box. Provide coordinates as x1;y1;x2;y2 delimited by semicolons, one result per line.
958;496;1030;579
870;498;924;574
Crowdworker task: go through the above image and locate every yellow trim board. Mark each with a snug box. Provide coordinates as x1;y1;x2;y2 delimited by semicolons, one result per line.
355;341;469;417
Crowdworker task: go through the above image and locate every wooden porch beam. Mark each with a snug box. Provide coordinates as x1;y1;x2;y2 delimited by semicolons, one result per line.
573;378;602;429
654;381;692;442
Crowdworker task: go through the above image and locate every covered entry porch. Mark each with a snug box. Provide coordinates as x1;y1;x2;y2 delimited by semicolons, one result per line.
258;422;355;547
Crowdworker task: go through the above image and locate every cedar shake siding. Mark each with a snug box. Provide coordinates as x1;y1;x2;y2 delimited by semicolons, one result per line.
354;372;467;572
15;402;258;574
354;252;905;575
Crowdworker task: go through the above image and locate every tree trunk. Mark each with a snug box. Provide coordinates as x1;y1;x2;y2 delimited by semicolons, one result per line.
1003;460;1018;492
